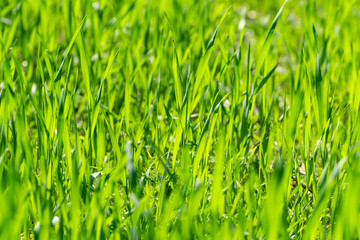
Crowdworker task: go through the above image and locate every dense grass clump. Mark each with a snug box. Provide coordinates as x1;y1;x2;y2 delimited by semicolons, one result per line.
1;0;360;239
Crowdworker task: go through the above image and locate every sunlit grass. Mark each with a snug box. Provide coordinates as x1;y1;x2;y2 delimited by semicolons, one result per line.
1;0;360;239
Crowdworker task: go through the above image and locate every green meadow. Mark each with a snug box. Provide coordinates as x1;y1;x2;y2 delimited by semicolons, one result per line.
1;0;360;239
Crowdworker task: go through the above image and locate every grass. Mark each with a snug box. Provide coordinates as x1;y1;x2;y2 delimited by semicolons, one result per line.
1;0;360;239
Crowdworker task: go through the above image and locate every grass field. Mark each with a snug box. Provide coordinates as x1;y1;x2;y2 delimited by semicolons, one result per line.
1;0;360;239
